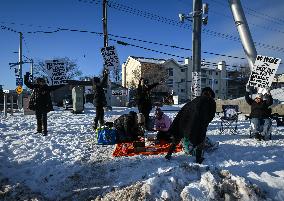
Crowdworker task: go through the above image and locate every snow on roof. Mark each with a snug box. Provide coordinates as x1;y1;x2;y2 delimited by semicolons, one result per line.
131;56;166;64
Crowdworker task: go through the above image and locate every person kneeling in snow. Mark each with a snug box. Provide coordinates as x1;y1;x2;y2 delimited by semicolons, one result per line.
165;87;216;164
153;107;172;143
114;111;144;142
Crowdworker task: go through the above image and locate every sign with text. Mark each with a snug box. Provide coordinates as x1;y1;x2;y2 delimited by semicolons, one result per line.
248;55;281;89
191;72;201;99
101;46;120;70
16;78;23;86
45;60;67;85
112;89;128;96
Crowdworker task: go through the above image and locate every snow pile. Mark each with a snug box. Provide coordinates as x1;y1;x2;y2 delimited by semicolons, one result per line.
1;106;284;200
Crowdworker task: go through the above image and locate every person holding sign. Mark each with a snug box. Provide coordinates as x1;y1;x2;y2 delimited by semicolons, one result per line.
245;85;273;141
24;72;65;136
136;78;161;130
92;68;108;130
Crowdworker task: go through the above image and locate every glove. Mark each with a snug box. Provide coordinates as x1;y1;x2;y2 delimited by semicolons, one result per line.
25;72;31;77
265;87;271;94
245;84;251;92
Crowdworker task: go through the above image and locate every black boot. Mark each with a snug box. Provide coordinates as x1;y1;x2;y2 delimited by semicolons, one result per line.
195;147;204;164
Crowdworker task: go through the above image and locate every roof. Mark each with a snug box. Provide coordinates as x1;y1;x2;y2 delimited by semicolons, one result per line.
131;56;166;64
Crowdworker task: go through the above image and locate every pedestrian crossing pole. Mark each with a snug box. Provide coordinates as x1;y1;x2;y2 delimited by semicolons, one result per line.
18;32;23;109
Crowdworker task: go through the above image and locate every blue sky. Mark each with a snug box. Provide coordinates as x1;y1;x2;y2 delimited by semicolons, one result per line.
1;0;284;89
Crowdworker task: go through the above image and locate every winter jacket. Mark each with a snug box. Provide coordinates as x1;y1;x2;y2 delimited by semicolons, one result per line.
136;82;159;111
168;95;216;146
92;72;108;107
245;92;273;118
114;112;142;142
24;75;64;112
154;114;172;132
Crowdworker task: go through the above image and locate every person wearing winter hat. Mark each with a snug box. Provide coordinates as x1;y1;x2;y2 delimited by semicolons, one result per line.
245;85;273;140
165;86;216;164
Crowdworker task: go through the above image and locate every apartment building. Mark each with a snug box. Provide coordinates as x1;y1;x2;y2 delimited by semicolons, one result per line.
122;56;228;102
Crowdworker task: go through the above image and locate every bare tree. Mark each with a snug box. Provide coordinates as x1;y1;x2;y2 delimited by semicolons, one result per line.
33;57;82;81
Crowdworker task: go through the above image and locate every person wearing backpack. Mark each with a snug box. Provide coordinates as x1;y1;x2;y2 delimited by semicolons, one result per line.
24;72;65;136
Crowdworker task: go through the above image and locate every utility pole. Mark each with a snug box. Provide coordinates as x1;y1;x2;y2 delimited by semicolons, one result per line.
179;1;208;100
103;0;108;47
18;32;23;109
102;0;112;109
191;0;203;99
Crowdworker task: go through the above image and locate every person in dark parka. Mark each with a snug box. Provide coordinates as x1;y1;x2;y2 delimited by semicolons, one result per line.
136;78;160;129
114;111;144;142
24;72;65;136
245;85;273;140
92;68;108;130
165;87;216;164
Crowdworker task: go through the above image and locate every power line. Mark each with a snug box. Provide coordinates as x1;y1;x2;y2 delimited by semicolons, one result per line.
79;0;284;52
2;24;245;69
208;0;284;26
1;21;248;61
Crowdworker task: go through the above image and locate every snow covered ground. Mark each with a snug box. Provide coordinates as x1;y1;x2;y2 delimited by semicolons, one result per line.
1;103;284;201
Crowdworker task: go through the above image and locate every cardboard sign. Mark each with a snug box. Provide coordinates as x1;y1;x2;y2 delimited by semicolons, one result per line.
45;60;67;85
248;55;281;89
101;46;120;70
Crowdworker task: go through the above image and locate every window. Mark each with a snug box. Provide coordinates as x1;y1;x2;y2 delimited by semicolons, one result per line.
216;72;218;76
209;71;212;75
215;80;218;84
168;68;173;76
215;90;219;94
181;69;185;72
181;79;185;82
167;79;173;87
181;89;185;92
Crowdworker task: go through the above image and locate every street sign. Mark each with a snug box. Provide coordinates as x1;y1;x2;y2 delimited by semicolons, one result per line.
16;78;23;86
15;86;23;94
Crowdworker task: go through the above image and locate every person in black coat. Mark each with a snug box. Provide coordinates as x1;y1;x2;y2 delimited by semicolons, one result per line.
24;72;65;136
165;87;216;164
92;68;108;130
245;85;273;140
136;78;160;129
114;111;144;142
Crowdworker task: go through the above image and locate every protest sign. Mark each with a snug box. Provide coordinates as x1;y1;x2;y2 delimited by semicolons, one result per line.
101;46;120;71
45;60;67;85
248;55;281;89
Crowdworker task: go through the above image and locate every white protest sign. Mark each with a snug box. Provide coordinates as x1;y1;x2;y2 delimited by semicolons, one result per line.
101;46;120;70
45;60;67;85
248;55;281;89
111;89;128;96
